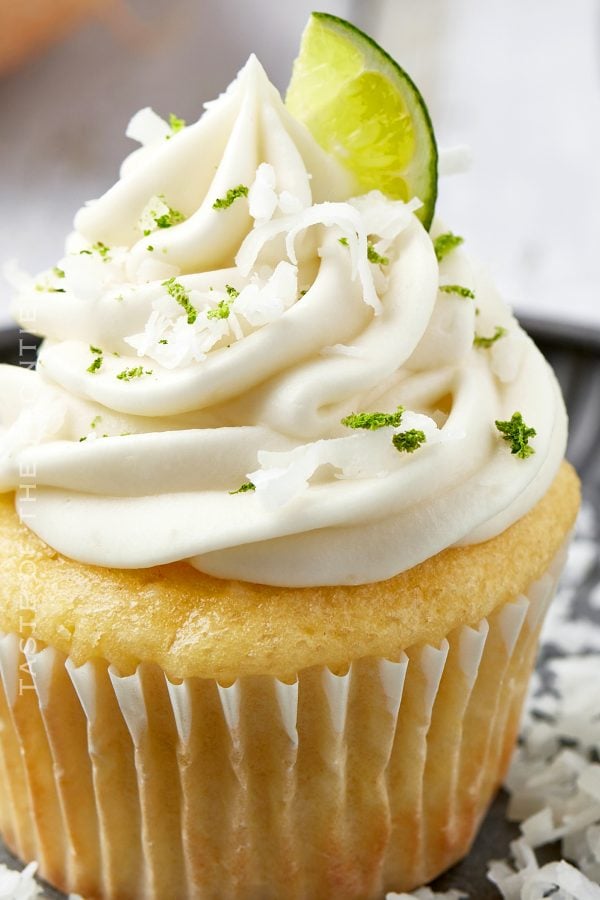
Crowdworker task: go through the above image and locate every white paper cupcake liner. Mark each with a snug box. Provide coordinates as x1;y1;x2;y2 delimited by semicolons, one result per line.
0;545;567;899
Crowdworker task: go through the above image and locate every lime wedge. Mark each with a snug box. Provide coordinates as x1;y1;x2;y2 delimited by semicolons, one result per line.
286;12;438;230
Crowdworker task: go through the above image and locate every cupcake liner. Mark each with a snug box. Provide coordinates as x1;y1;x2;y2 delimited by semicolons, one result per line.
0;544;567;900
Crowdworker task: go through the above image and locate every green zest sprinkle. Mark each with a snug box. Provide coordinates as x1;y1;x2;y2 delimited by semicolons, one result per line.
212;184;249;210
168;113;186;134
162;277;197;324
495;412;536;459
229;481;256;495
433;232;464;262
93;241;110;260
225;284;239;299
158;339;168;345
341;406;404;430
338;237;349;247
79;437;87;442
87;344;103;374
207;299;233;320
474;326;507;349
35;282;65;293
90;415;102;429
52;266;65;278
154;207;185;230
367;241;389;266
146;245;154;252
439;284;476;300
116;367;153;382
392;429;427;454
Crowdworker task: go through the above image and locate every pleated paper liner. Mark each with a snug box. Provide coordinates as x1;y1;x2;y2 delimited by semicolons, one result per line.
0;546;567;900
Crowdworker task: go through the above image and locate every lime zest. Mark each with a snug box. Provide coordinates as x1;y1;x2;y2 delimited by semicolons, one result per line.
495;412;536;459
341;406;404;430
439;284;475;300
392;429;427;453
474;326;507;349
87;357;103;374
229;481;256;495
168;113;186;134
207;299;233;320
212;184;249;211
433;232;464;262
367;241;389;266
116;367;153;382
162;277;198;325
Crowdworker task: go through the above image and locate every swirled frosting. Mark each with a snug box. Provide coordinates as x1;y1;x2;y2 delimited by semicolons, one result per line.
0;57;567;586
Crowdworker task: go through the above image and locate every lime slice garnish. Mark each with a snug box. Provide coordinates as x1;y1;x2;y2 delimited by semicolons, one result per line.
286;12;438;230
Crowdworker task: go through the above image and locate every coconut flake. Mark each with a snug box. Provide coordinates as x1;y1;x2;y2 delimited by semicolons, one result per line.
126;107;170;145
235;262;297;326
247;412;453;509
248;163;279;221
248;163;306;224
438;145;473;176
238;190;422;315
237;200;381;312
0;861;43;899
349;191;421;245
125;262;299;369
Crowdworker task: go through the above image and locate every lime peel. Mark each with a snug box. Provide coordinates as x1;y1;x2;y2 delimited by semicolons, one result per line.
286;12;438;230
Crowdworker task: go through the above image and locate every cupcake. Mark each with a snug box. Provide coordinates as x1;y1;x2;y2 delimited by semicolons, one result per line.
0;13;580;900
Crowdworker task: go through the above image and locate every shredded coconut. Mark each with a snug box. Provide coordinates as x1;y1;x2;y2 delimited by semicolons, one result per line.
236;191;419;316
247;412;456;510
486;499;600;898
247;163;304;223
125;107;171;146
438;145;473;177
0;861;43;899
126;262;298;368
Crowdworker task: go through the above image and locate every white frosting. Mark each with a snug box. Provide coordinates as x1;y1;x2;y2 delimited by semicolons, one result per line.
0;56;567;586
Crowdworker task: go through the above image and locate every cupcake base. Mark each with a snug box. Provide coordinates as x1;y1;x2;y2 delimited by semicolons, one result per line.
0;544;567;900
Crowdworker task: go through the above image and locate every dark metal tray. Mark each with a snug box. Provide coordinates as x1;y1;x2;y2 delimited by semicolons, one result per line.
0;315;599;899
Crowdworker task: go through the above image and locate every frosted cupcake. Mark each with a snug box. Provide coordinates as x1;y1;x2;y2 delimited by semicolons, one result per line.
0;14;579;900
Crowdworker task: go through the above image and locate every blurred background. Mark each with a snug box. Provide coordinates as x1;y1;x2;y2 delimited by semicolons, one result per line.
0;0;598;329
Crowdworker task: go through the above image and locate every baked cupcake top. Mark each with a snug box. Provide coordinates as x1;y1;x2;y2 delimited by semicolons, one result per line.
0;53;566;587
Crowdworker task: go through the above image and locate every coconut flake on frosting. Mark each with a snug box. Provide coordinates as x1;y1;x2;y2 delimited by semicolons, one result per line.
247;411;458;510
125;260;299;368
236;191;417;314
248;162;305;222
126;107;172;146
